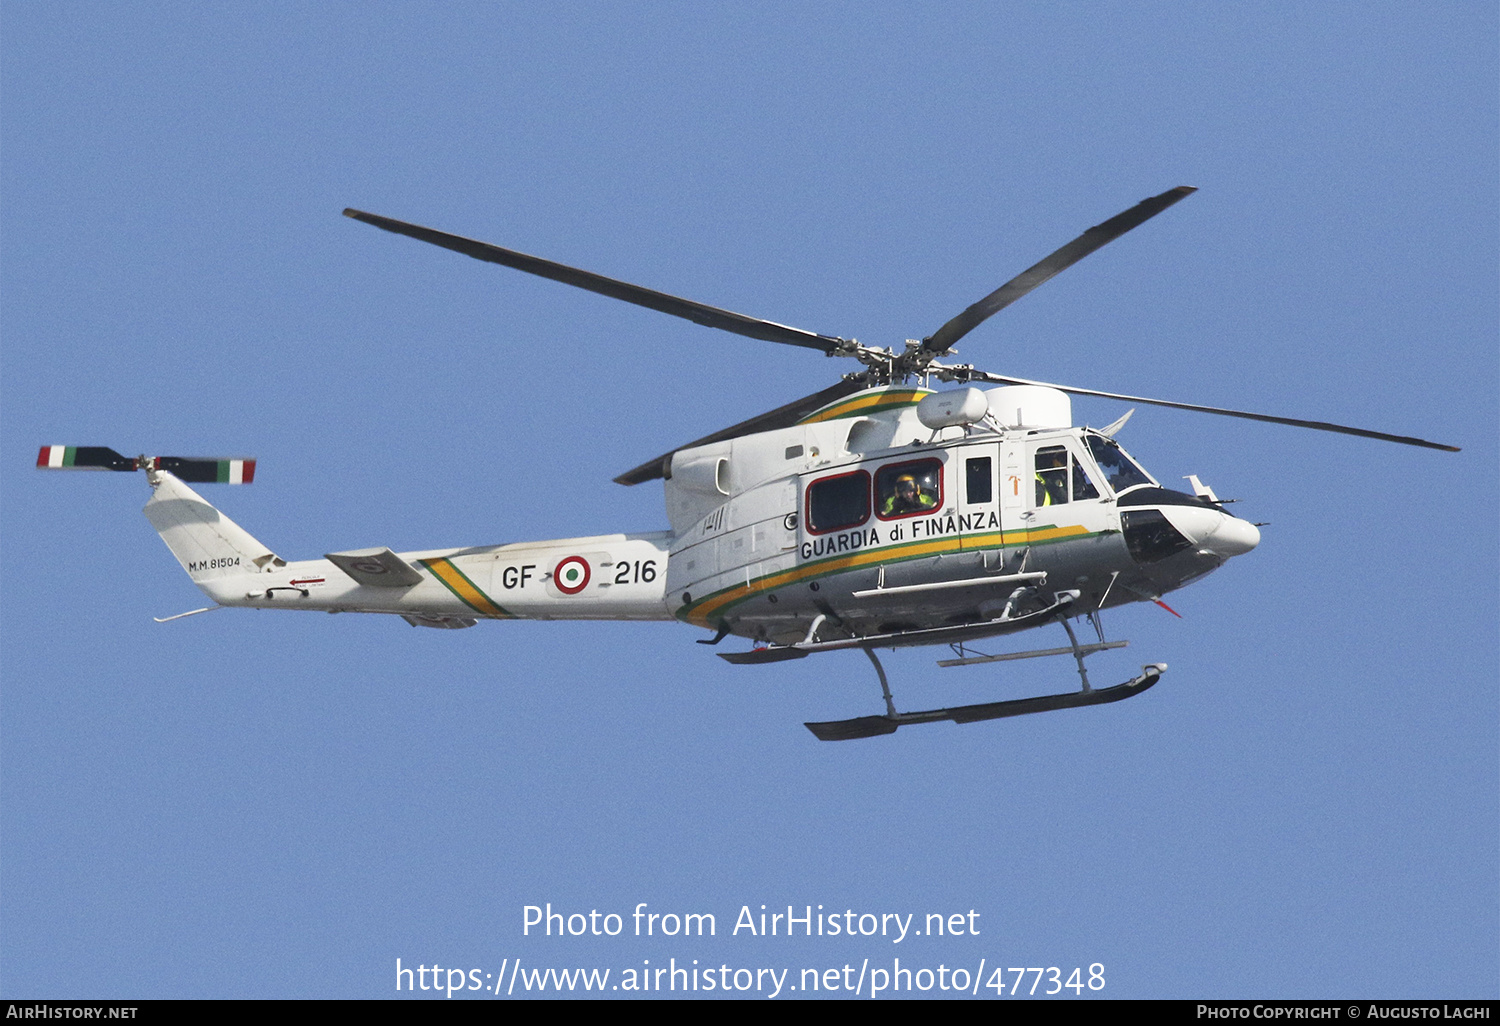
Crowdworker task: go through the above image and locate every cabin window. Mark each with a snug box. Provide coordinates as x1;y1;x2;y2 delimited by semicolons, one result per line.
805;470;870;534
1084;435;1153;493
966;456;993;505
875;459;942;521
1034;444;1101;506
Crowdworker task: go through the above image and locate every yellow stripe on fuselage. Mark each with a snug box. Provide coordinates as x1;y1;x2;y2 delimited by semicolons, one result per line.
679;523;1093;627
420;558;514;618
797;388;930;424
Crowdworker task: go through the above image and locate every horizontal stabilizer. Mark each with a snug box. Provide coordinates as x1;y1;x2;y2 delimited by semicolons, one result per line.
37;447;255;483
402;613;477;629
805;665;1164;741
327;547;424;587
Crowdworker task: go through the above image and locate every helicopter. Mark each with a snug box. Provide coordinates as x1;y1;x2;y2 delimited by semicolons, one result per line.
38;187;1458;740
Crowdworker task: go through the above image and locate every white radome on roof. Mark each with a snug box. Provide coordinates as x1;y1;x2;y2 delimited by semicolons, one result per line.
985;385;1072;429
915;387;990;429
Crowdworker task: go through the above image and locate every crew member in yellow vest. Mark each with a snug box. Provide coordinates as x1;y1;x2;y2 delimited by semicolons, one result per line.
883;474;935;516
1035;450;1068;506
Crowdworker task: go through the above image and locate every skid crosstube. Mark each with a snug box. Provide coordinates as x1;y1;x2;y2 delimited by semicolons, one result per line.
804;665;1164;741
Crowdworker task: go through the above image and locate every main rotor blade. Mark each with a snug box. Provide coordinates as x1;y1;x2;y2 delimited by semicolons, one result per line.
968;371;1460;452
923;186;1197;356
344;209;847;354
614;378;868;485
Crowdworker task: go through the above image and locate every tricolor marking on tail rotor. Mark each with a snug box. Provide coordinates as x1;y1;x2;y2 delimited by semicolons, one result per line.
153;456;256;484
212;458;255;484
37;445;74;468
37;446;138;472
35;448;255;483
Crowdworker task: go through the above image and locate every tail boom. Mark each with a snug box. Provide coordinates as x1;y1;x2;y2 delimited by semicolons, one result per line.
141;471;673;624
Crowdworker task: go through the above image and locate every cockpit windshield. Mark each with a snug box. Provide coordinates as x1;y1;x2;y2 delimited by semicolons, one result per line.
1084;435;1154;493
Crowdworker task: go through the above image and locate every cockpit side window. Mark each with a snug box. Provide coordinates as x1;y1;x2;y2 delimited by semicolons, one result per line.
1084;435;1153;493
1034;446;1069;506
1072;457;1100;501
1033;444;1100;506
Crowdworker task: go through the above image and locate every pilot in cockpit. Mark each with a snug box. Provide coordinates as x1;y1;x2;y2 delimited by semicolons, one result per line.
1035;449;1069;506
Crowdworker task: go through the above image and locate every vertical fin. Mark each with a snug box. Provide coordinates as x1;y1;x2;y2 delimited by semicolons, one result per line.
143;471;280;585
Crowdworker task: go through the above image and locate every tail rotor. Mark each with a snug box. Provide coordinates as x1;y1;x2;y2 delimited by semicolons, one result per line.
37;447;257;484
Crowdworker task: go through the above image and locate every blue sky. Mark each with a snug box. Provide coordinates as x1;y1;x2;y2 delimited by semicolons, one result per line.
3;2;1495;999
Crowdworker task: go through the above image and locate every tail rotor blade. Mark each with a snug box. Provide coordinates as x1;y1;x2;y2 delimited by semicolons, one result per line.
37;446;137;471
153;457;257;484
35;448;259;481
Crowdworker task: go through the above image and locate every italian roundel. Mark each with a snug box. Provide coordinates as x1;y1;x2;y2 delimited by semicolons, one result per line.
552;555;591;595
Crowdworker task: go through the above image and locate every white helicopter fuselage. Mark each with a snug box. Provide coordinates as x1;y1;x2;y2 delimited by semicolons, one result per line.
73;191;1446;736
662;384;1257;649
147;385;1258;649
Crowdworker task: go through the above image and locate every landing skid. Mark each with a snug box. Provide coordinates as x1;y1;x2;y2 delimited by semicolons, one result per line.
804;662;1164;741
802;610;1165;741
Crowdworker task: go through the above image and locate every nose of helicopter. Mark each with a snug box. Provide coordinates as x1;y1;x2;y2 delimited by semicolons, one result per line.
1204;513;1259;557
1160;505;1260;559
